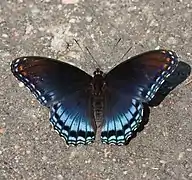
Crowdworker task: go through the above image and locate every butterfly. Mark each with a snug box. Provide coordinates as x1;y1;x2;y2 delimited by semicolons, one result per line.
11;49;178;145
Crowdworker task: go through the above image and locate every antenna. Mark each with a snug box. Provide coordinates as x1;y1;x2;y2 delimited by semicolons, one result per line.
73;39;84;54
112;38;122;50
107;44;133;71
107;38;122;59
85;47;102;70
73;39;102;70
119;46;132;62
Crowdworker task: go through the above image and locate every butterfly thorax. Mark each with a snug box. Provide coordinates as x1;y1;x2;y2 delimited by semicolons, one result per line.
92;68;105;125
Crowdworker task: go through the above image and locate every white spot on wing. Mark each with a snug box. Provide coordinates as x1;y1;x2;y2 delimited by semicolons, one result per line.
56;123;62;130
30;83;35;89
77;136;85;141
171;55;175;59
108;135;116;141
167;66;171;70
156;76;161;83
61;129;69;136
35;90;41;96
131;121;136;128
68;136;76;142
135;113;140;121
15;59;20;63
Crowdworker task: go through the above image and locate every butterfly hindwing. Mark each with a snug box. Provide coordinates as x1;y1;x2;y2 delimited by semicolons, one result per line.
101;50;179;144
101;90;143;145
50;91;96;145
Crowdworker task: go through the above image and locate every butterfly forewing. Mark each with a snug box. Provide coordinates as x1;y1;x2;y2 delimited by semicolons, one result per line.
105;50;178;102
11;57;92;107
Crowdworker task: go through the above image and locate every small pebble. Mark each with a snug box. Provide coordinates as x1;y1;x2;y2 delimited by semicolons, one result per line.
86;16;93;22
2;34;8;38
123;171;128;175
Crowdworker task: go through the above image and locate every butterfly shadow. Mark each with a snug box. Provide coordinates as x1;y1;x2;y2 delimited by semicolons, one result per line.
125;61;191;145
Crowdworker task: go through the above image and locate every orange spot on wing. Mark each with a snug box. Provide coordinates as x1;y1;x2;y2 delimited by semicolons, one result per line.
18;65;23;71
18;65;27;76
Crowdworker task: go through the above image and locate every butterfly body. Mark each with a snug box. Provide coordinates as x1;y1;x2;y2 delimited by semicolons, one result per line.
91;68;105;125
11;50;179;145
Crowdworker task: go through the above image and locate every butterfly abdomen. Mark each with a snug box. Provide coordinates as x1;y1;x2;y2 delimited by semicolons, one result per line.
92;96;104;125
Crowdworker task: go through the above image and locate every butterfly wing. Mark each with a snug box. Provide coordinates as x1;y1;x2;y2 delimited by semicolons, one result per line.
11;57;92;107
50;90;96;145
101;50;179;144
11;57;96;145
101;90;144;145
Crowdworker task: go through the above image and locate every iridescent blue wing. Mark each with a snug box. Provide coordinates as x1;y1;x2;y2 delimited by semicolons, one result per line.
102;90;144;145
11;57;96;145
50;90;96;145
101;50;179;145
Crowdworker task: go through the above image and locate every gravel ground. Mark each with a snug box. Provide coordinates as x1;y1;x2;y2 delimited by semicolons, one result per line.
0;0;192;180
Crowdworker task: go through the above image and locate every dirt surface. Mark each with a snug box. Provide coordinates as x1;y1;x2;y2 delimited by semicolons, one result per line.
0;0;192;180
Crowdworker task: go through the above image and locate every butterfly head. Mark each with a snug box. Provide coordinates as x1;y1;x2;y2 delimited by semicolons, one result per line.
93;68;104;76
92;68;105;96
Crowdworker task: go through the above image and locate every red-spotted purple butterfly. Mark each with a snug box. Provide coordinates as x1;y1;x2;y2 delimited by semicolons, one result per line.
11;50;178;145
